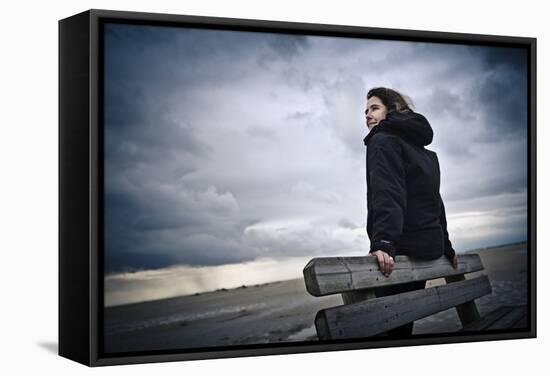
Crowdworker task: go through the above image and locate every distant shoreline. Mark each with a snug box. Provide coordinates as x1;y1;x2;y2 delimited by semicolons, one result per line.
105;240;528;309
463;240;527;254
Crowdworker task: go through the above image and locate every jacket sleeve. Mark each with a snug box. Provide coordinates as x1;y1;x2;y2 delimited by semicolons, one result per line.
438;193;456;260
367;133;407;259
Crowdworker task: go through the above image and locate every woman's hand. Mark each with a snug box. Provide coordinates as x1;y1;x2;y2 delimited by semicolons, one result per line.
370;250;394;277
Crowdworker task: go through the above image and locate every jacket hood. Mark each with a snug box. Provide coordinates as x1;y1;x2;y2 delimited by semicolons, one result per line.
363;111;434;147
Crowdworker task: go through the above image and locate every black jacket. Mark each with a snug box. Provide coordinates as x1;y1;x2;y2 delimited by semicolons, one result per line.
364;110;456;261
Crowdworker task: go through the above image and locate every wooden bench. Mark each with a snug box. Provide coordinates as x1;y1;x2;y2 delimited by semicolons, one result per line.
302;254;527;340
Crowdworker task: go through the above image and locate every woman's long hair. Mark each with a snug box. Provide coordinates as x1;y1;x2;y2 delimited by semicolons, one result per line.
367;87;415;114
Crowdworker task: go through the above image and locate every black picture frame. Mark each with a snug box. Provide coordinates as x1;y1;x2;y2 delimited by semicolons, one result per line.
59;8;537;367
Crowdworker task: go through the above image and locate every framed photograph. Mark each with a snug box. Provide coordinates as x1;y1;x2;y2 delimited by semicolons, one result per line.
59;8;536;367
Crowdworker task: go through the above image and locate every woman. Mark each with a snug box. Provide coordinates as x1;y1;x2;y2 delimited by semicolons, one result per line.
364;87;458;336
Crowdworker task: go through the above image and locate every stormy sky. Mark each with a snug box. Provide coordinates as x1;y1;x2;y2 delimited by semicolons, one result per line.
103;23;528;274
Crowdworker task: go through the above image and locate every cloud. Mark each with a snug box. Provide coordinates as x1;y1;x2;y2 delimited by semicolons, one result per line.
338;218;360;230
425;87;476;122
265;33;310;60
103;23;529;272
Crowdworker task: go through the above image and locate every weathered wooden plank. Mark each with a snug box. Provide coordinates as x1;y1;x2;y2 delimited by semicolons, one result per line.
445;274;480;326
303;254;483;297
315;275;491;340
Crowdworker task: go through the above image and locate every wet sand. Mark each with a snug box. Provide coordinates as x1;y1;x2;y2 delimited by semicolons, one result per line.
104;242;528;353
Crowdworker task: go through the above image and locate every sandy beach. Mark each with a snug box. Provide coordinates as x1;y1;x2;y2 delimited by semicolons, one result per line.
104;242;528;354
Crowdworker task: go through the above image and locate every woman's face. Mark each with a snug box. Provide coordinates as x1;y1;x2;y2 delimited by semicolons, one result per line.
365;96;388;130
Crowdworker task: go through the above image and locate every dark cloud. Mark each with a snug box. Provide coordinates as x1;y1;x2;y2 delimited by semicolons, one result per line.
105;23;310;100
104;105;212;168
338;219;359;230
433;45;529;143
437;141;476;160
448;168;527;201
266;33;309;60
105;250;180;274
438;133;527;202
475;66;528;142
425;87;476;122
478;46;528;72
103;23;529;272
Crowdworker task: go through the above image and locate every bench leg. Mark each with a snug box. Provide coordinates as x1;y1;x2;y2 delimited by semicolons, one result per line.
445;274;481;326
